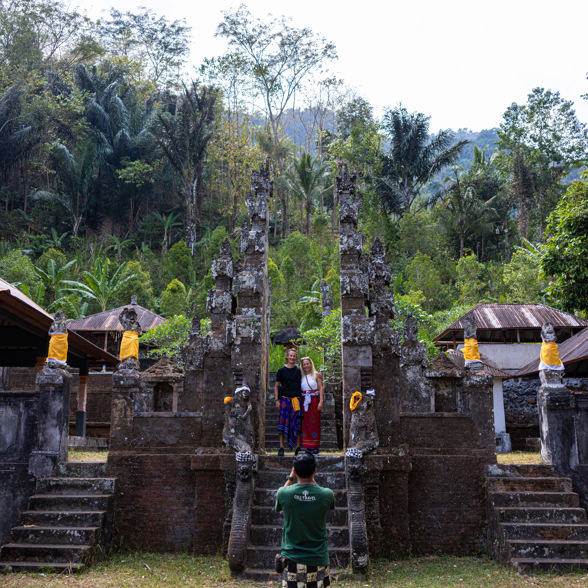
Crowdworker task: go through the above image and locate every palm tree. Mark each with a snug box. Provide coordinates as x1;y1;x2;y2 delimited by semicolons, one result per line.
33;140;109;237
376;106;468;215
151;211;182;253
62;257;137;312
153;82;218;254
283;153;332;236
0;86;36;212
106;235;133;262
437;165;498;258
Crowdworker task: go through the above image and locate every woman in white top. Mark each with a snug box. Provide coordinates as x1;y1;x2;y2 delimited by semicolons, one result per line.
300;357;324;454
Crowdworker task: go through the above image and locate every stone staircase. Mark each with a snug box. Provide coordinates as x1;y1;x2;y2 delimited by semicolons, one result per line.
265;393;339;451
486;463;588;573
245;455;350;581
0;461;115;572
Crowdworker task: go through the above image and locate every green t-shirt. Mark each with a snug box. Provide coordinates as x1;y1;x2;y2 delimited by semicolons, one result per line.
275;483;335;566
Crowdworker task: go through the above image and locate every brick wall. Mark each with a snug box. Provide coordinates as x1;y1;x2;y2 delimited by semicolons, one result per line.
108;453;215;553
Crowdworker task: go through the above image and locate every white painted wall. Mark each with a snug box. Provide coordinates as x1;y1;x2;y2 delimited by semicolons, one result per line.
457;343;542;372
493;377;506;435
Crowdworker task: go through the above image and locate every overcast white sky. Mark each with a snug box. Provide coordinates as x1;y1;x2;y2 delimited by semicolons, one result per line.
85;0;588;133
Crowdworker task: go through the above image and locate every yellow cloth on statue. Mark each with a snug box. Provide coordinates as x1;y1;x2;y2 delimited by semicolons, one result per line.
540;342;562;367
224;397;233;404
350;391;362;412
462;338;480;361
291;397;301;412
119;331;139;360
48;333;68;362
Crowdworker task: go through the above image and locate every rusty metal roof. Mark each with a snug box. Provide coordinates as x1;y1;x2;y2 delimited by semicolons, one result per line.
514;327;588;377
447;349;513;378
435;304;588;345
0;277;118;367
67;301;165;333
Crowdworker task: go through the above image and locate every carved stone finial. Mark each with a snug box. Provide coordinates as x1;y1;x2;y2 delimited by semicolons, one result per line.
130;294;138;305
320;278;333;318
336;159;357;195
251;157;273;196
403;313;418;345
371;238;384;259
220;238;232;257
191;314;201;335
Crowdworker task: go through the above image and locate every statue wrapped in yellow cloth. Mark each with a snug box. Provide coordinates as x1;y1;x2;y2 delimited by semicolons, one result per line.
539;323;564;371
118;305;142;371
461;318;483;369
46;311;68;368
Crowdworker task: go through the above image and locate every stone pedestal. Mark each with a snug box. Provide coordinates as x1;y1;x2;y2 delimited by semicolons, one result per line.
28;367;72;478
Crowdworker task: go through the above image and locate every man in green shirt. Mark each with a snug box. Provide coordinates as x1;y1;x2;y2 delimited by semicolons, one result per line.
275;451;335;587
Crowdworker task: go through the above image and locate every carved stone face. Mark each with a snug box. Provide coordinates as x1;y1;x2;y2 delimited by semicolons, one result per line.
347;463;362;481
541;322;556;343
237;463;252;482
463;318;477;340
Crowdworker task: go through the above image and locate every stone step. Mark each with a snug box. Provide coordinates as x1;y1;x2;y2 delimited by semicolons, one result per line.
258;455;345;471
246;545;350;569
511;557;588;573
251;506;347;527
28;494;113;512
56;461;108;478
487;477;573;493
0;561;85;573
36;477;116;495
507;539;588;559
0;543;92;564
489;491;580;508
249;524;349;547
487;464;554;478
495;507;588;524
10;526;100;546
254;488;347;508
256;471;346;490
20;510;106;527
500;523;588;541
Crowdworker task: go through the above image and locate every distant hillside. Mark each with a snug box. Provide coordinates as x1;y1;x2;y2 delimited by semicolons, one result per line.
452;128;500;169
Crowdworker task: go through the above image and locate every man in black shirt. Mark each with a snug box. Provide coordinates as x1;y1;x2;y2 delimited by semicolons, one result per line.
274;348;302;456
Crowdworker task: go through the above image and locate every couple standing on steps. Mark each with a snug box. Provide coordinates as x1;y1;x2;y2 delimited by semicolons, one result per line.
274;348;324;456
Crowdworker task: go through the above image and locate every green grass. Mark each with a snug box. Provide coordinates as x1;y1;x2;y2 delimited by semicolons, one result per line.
1;554;586;587
67;450;108;462
497;451;542;465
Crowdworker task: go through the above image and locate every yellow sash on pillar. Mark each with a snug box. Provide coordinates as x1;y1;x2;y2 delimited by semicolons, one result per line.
48;333;68;362
540;342;562;368
120;331;139;360
462;338;480;362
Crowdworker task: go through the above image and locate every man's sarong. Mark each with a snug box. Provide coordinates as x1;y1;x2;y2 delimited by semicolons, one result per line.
278;397;301;449
282;562;330;588
301;395;321;450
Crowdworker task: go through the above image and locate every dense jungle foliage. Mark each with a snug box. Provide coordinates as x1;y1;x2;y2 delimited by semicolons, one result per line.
1;0;588;365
